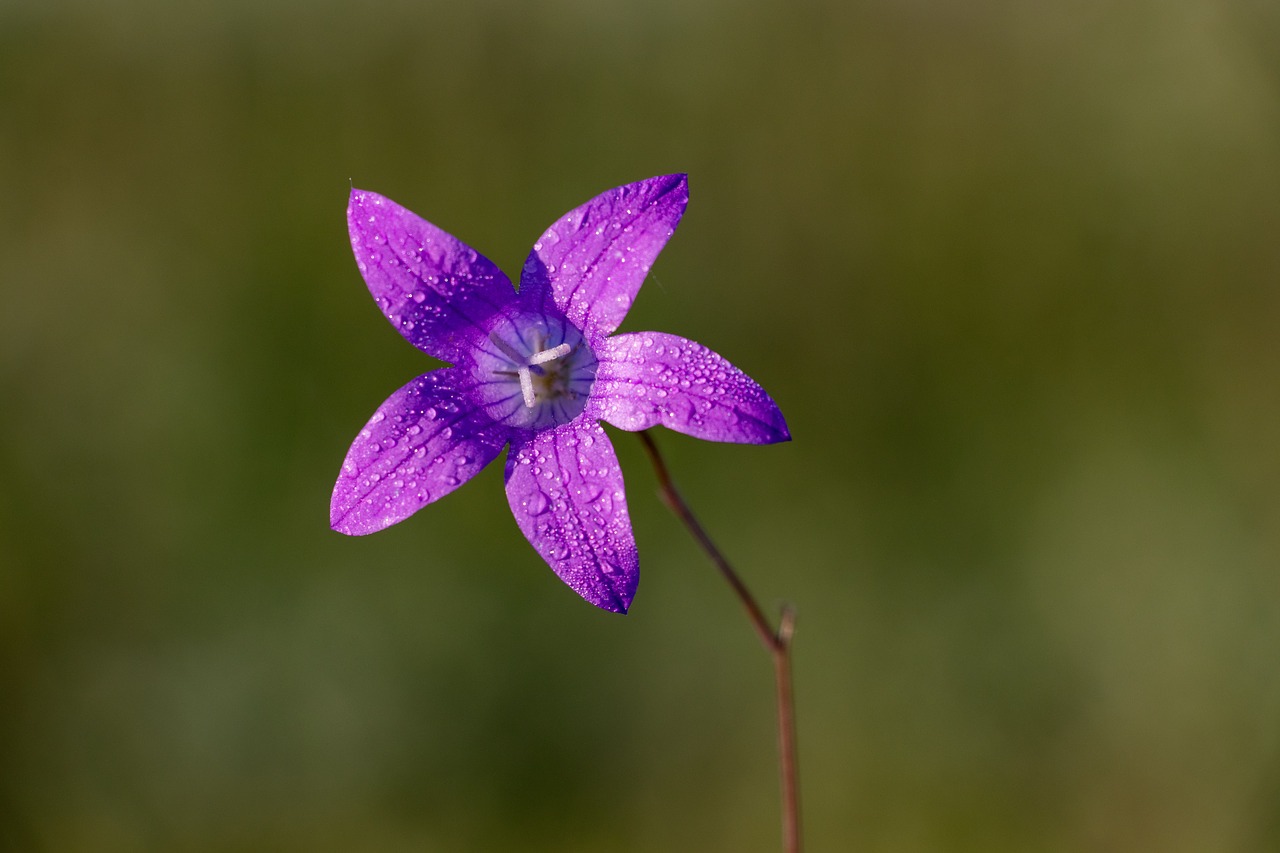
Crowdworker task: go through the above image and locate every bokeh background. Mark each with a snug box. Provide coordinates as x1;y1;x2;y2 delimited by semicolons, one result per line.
3;0;1279;850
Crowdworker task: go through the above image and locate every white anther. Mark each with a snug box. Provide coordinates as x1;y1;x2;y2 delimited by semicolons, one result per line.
528;343;571;366
519;366;536;408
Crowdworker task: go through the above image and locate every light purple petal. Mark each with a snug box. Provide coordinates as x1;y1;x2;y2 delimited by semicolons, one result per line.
586;332;790;444
504;422;639;613
332;367;510;535
349;189;516;364
519;174;688;342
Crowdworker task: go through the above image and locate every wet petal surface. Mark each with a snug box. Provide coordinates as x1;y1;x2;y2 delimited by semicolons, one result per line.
349;189;515;364
332;368;509;535
520;174;688;343
587;332;790;444
504;423;638;613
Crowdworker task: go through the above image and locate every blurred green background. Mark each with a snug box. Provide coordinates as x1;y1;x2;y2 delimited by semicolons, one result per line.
3;0;1279;850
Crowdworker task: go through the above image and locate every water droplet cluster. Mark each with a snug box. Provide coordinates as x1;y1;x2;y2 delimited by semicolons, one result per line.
332;372;505;533
509;423;636;609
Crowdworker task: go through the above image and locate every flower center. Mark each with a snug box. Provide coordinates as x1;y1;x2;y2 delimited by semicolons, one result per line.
472;312;598;430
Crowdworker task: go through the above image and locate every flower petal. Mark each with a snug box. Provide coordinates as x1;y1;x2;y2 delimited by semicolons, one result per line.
586;332;790;444
349;189;516;364
332;367;510;535
504;422;639;613
520;174;688;342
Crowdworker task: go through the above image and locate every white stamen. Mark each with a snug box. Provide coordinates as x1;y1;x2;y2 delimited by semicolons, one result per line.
489;333;574;409
488;332;526;365
518;366;536;408
528;343;571;366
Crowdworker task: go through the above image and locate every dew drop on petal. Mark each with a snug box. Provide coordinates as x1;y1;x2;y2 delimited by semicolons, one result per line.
525;492;549;516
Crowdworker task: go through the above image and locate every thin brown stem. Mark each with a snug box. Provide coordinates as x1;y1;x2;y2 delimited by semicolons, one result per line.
637;430;801;853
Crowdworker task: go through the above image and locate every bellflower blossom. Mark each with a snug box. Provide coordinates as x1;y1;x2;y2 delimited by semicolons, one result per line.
331;174;789;613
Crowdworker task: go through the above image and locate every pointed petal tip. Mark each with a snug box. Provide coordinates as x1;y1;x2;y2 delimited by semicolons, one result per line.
655;172;689;203
589;594;631;615
347;188;391;221
583;585;632;614
592;563;638;614
346;188;374;227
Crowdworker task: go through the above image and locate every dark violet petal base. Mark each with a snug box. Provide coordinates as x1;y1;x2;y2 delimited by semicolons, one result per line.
332;368;510;535
521;174;689;343
504;422;639;613
348;189;516;364
587;332;790;444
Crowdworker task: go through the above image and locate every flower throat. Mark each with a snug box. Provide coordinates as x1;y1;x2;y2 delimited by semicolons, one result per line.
472;312;598;430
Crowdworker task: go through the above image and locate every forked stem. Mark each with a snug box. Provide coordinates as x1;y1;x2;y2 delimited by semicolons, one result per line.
637;430;801;853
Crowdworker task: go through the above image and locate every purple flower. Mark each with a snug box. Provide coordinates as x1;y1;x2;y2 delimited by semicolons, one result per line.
331;174;789;613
